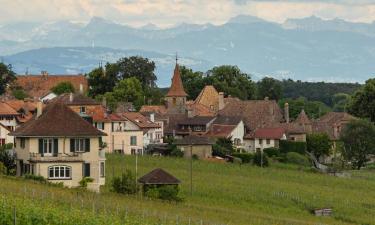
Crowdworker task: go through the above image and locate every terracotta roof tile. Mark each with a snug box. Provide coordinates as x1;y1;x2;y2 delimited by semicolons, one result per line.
0;102;19;115
122;112;160;129
253;127;286;139
205;124;236;138
194;85;219;110
54;93;100;106
166;64;187;97
140;105;167;115
15;75;88;98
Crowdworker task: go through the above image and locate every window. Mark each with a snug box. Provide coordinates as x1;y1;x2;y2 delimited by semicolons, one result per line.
130;136;137;146
172;98;176;105
193;126;202;131
70;138;90;152
43;138;54;155
266;139;270;144
100;162;105;177
83;163;90;177
48;166;71;179
20;138;26;149
80;106;86;113
96;122;104;130
259;139;263;145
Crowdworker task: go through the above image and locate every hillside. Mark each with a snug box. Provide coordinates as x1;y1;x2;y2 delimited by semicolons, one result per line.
1;155;375;224
1;15;375;84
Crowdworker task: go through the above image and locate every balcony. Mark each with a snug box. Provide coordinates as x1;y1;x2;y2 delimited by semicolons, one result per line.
29;153;84;162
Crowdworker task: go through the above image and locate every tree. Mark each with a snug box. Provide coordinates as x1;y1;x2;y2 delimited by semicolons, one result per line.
332;93;351;112
112;77;145;110
257;77;283;101
87;65;118;98
206;65;256;100
0;145;16;175
0;63;16;95
111;170;138;194
12;88;28;100
51;81;75;95
306;133;332;161
340;120;375;169
180;66;205;100
349;78;375;122
212;137;234;157
279;97;331;120
116;56;157;88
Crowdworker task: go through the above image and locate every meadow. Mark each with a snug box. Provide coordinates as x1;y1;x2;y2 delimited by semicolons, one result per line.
1;154;375;225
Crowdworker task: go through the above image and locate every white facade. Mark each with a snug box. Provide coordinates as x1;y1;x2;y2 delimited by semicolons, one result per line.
229;120;245;147
40;92;57;102
0;124;13;146
0;116;17;131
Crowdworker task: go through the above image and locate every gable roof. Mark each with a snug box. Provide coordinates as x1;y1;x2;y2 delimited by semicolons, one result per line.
186;101;215;117
140;105;167;115
175;135;215;145
317;112;356;125
205;124;237;138
253;127;286;139
295;109;311;124
54;93;100;106
166;64;187;97
0;102;19;116
219;100;283;131
10;102;106;137
178;116;215;126
194;85;219;109
15;74;88;98
122;112;160;129
138;168;180;184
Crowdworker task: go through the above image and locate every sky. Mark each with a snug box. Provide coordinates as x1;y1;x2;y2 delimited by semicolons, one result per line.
0;0;375;27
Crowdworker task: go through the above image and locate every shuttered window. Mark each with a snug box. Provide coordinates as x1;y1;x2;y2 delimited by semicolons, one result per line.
70;138;90;152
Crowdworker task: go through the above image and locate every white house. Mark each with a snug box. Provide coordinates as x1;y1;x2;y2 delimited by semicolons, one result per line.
244;128;287;153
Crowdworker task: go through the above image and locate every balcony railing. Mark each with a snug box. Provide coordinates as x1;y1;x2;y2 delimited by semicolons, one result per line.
29;153;83;162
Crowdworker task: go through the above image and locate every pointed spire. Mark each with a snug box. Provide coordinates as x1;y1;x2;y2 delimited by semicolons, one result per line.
295;109;311;124
166;58;187;97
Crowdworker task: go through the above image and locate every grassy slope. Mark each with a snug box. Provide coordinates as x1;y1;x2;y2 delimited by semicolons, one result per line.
1;155;375;224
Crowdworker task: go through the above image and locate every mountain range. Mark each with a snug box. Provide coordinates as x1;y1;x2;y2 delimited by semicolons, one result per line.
1;15;374;86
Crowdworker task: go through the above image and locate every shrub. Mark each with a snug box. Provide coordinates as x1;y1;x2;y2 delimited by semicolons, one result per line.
279;140;307;154
286;152;310;166
232;157;242;164
24;174;46;183
263;147;280;157
231;153;254;163
212;137;234;157
0;148;16;175
158;185;181;201
192;154;199;160
0;162;6;175
79;177;94;188
253;151;269;167
111;170;138;194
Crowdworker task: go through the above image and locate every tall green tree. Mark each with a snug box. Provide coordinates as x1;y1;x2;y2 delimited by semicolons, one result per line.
0;63;16;95
332;93;351;112
349;78;375;122
257;77;283;101
51;81;75;95
340;119;375;169
306;133;332;161
87;64;118;98
279;97;331;120
180;66;205;100
116;56;157;88
206;65;255;100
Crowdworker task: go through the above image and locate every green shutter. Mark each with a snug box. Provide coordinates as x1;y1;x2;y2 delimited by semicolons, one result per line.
102;123;105;130
38;139;43;156
53;139;58;156
85;139;90;152
84;163;90;177
70;139;75;152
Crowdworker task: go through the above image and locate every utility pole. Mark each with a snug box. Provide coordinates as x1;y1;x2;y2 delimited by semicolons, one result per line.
190;144;193;196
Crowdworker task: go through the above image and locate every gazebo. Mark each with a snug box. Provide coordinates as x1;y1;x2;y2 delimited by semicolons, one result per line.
138;168;180;193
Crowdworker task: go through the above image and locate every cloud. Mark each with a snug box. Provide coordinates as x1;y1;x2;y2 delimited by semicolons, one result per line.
0;0;374;27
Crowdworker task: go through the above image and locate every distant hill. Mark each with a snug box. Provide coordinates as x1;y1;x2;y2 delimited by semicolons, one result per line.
1;15;375;84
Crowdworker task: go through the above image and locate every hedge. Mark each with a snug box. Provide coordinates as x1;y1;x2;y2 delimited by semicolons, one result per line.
231;153;254;163
279;140;306;154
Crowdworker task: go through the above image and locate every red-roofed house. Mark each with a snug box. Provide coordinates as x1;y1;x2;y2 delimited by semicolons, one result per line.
244;127;287;152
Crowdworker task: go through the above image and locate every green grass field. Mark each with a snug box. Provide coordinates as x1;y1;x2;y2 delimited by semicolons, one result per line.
1;154;375;225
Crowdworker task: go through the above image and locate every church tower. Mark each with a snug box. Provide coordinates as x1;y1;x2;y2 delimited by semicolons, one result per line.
165;60;187;114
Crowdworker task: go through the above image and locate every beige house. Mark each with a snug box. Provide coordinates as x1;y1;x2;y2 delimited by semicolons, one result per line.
10;102;106;192
175;135;214;159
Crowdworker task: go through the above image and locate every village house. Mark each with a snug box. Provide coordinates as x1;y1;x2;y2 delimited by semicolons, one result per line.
5;99;38;124
15;72;88;100
174;116;216;138
175;135;214;159
0;123;12;146
10;101;106;192
0;101;19;131
244;128;287;153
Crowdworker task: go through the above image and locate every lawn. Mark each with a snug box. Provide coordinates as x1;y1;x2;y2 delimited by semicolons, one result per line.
1;154;375;225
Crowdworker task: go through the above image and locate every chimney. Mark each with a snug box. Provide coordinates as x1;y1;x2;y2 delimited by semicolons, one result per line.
79;83;84;94
36;102;43;118
150;113;155;122
69;92;74;102
218;92;225;110
284;102;290;123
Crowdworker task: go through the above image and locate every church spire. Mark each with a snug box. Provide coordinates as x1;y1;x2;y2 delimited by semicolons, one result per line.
166;57;187;97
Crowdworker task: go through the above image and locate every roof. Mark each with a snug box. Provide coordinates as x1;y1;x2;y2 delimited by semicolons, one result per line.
219;100;283;131
5;100;37;112
175;135;215;145
213;115;242;125
0;123;11;132
166;64;187;97
54;93;100;106
194;85;219;110
122;112;160;129
138;168;180;185
0;102;19;115
317;112;356;125
10;102;106;137
205;124;237;138
295;110;311;124
186;101;215;117
252;127;286;139
178;116;215;126
15;74;88;98
140;105;167;115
